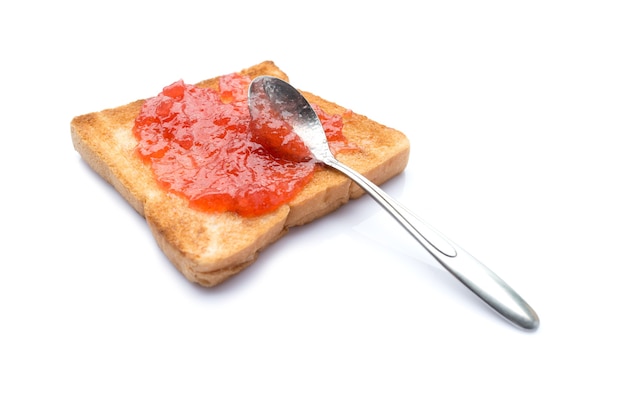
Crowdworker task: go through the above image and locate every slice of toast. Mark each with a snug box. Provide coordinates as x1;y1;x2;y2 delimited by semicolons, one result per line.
71;61;410;286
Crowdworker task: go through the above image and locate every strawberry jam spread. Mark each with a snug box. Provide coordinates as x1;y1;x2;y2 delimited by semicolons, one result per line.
133;73;355;217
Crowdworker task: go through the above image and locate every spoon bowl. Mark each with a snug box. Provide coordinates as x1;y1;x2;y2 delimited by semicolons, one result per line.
248;75;540;331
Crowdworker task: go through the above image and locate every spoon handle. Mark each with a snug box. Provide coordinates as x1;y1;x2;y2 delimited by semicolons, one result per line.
325;158;539;331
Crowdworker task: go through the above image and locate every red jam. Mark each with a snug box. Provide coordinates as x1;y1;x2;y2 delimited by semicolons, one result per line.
133;73;355;217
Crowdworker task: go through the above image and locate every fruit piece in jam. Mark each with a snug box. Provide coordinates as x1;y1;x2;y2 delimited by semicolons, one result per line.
133;73;356;217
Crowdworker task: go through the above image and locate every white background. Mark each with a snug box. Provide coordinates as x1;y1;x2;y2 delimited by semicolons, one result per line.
2;1;625;405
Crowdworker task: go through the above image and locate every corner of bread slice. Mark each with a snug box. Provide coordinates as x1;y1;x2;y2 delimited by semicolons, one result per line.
144;193;290;287
342;116;411;199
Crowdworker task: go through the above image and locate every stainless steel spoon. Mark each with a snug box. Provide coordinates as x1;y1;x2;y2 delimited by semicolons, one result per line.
248;76;540;331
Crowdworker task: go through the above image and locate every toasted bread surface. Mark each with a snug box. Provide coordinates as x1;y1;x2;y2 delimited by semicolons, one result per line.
71;61;410;286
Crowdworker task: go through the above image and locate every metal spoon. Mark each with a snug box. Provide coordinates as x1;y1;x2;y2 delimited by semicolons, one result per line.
248;76;540;331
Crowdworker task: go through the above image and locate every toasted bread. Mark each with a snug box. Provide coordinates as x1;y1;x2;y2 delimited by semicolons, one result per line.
71;61;410;286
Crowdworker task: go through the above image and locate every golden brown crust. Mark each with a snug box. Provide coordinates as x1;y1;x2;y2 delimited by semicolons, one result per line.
71;61;410;286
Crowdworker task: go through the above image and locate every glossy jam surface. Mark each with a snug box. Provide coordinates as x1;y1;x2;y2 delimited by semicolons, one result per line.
133;73;354;217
